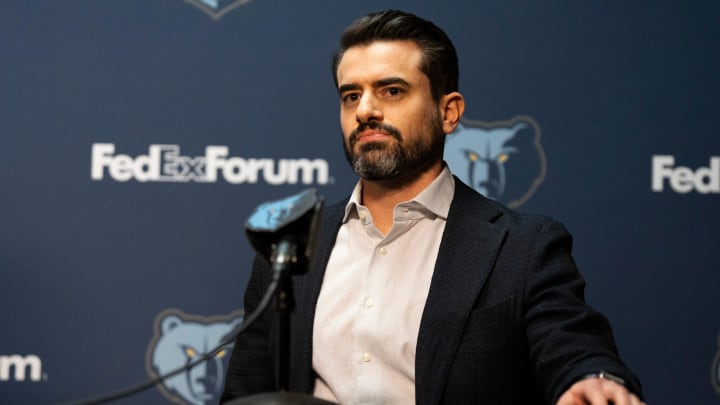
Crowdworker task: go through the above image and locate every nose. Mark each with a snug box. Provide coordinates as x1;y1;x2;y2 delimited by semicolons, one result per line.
355;93;383;123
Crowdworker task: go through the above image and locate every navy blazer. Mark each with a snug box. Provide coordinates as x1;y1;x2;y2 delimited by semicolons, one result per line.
221;178;642;404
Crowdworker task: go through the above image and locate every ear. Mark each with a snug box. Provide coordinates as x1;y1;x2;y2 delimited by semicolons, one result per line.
439;92;465;134
161;315;182;334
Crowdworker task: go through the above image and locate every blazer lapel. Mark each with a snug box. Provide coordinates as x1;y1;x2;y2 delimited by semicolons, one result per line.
415;180;507;405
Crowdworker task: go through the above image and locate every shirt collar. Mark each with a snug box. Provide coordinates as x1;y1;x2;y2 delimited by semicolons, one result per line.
342;164;455;222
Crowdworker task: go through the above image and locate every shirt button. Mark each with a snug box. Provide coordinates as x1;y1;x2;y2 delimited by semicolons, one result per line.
379;246;388;255
365;298;374;307
402;207;409;213
362;353;372;362
358;211;367;220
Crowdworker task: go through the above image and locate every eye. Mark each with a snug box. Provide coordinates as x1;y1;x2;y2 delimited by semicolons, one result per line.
467;152;479;162
497;153;509;163
341;92;360;105
184;347;197;358
382;87;403;98
216;349;227;359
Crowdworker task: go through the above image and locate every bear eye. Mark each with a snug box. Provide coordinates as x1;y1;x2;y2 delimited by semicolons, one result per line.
184;347;197;358
216;349;227;359
466;151;479;162
497;153;509;163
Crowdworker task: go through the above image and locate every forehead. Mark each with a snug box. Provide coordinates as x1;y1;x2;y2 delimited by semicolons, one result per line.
336;40;425;86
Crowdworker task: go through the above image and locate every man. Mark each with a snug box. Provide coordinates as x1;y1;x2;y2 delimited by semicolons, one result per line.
222;10;645;405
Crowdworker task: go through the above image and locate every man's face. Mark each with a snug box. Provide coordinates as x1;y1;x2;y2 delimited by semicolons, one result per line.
335;40;445;180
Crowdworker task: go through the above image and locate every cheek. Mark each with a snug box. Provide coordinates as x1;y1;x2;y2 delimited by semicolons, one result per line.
340;109;356;130
398;107;434;135
395;101;433;124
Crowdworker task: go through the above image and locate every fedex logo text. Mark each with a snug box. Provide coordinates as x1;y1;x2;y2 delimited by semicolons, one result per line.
652;155;719;194
91;144;330;185
0;355;43;382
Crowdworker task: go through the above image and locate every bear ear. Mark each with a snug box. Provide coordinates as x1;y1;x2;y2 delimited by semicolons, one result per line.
510;121;530;134
161;315;183;334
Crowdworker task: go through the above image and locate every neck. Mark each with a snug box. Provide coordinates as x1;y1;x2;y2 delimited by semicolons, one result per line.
360;161;443;234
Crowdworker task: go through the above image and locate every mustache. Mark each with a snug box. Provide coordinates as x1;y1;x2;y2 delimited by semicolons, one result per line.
349;122;402;145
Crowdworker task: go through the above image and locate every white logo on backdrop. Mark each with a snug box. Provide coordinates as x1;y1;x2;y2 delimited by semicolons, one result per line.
182;0;253;20
652;155;719;194
91;143;330;185
0;355;44;382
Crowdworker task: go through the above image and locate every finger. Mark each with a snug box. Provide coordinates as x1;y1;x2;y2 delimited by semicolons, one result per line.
585;387;609;405
555;390;581;405
601;380;632;405
605;391;630;405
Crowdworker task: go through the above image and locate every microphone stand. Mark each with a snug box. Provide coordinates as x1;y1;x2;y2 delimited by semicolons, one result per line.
271;236;295;392
228;190;334;405
228;236;333;405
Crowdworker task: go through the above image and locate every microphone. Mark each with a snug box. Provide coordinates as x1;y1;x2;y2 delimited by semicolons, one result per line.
245;188;323;273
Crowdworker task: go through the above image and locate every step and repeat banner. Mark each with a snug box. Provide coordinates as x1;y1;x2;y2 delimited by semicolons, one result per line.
1;1;718;404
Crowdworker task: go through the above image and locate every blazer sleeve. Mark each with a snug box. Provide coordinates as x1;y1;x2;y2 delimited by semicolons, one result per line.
522;217;643;403
220;255;276;403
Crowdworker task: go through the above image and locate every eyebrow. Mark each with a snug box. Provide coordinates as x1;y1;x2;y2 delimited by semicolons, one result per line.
338;77;410;93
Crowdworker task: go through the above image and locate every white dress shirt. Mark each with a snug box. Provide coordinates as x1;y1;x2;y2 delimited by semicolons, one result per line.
312;167;455;404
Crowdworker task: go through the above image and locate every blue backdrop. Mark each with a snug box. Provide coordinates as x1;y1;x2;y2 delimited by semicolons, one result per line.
1;1;718;404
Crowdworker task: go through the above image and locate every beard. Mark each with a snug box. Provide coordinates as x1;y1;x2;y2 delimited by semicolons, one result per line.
343;112;445;181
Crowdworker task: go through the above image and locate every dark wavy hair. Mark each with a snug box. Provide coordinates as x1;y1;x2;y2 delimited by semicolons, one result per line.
332;10;459;102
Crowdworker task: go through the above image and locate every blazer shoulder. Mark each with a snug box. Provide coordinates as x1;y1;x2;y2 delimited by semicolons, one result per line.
451;177;570;238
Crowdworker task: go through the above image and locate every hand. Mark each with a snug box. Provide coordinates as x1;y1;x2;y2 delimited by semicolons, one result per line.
556;377;646;405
